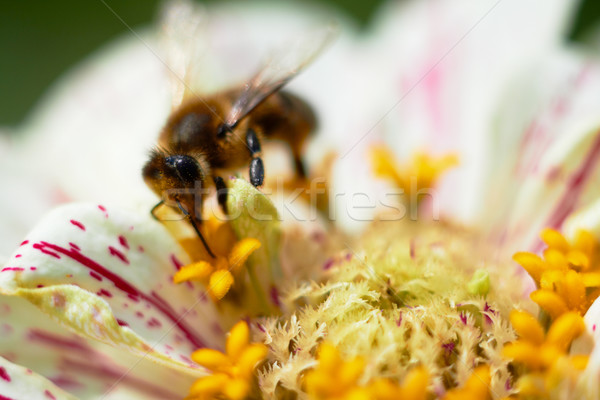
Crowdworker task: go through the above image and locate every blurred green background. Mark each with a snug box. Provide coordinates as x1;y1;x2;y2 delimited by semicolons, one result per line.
1;0;599;127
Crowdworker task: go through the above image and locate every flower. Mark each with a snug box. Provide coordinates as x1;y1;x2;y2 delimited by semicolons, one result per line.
303;342;429;400
370;146;458;202
442;366;491;400
3;0;600;399
503;310;587;371
174;217;261;300
502;310;589;397
514;228;600;318
187;321;268;400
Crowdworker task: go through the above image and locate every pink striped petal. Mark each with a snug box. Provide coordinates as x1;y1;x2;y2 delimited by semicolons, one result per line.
484;53;600;253
0;203;226;373
0;294;192;399
0;354;77;400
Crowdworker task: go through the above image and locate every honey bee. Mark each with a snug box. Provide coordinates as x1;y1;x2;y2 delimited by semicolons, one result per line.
142;2;334;257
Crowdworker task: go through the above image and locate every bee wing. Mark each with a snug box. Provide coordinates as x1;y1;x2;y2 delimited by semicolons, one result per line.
224;25;337;128
160;0;209;108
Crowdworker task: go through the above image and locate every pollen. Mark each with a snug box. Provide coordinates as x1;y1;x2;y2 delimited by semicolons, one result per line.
370;146;458;198
513;228;600;317
187;321;268;400
174;216;261;300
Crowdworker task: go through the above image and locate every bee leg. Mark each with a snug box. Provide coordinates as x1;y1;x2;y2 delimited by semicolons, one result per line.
250;158;264;187
246;128;264;187
150;200;164;220
213;176;228;214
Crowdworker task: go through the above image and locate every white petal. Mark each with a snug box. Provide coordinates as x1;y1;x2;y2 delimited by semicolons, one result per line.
0;294;191;399
19;33;170;210
0;354;77;400
574;299;600;399
0;136;62;256
331;0;577;230
0;203;225;372
484;50;600;251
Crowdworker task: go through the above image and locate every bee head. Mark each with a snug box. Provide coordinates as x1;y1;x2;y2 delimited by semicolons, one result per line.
142;149;208;201
164;154;202;184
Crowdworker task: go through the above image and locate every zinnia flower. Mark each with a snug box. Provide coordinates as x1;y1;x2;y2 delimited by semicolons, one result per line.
2;1;600;399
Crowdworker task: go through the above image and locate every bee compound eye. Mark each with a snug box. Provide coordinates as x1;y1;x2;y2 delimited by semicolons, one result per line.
165;155;201;184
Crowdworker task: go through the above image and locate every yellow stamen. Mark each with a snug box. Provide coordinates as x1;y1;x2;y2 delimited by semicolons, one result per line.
305;342;430;400
544;312;585;352
569;355;589;371
187;321;267;400
442;365;491;400
512;252;545;282
305;342;365;398
396;367;429;400
541;228;570;252
370;146;458;199
191;348;231;371
514;228;600;317
173;261;213;284
509;310;544;345
188;373;229;397
502;341;544;370
573;230;596;254
173;217;261;300
228;238;261;273
503;310;585;372
582;271;600;287
209;269;234;300
226;320;250;362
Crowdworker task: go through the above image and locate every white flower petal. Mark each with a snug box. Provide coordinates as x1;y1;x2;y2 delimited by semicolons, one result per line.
0;137;62;256
484;50;600;251
19;33;170;210
332;0;578;230
0;354;77;400
0;294;191;399
0;203;225;373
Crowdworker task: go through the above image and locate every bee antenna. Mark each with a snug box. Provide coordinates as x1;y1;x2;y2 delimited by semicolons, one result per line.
175;199;216;259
